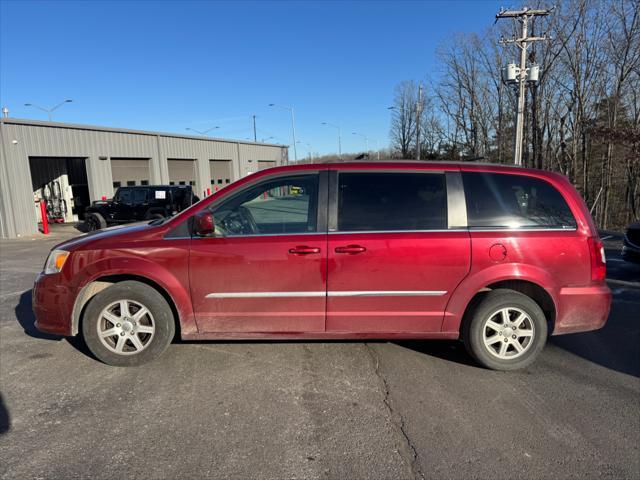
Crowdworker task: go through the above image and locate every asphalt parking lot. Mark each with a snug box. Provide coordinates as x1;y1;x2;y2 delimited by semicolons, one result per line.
1;227;638;479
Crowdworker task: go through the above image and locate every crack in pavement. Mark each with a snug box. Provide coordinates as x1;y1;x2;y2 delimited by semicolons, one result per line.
365;343;424;480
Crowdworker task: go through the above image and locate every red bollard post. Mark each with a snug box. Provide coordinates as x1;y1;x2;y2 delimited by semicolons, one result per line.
40;200;49;235
206;188;211;196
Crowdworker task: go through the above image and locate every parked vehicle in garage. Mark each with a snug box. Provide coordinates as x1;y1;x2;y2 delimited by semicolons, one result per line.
33;162;611;370
622;221;640;263
83;185;199;231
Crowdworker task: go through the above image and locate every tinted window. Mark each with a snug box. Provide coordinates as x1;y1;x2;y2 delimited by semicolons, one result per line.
212;174;318;235
338;172;447;231
462;172;576;229
117;188;132;203
132;189;147;204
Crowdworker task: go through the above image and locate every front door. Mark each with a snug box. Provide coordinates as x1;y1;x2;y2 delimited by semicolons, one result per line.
113;187;134;222
189;171;328;333
326;170;471;333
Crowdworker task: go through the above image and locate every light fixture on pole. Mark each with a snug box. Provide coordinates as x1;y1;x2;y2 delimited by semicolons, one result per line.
269;103;297;163
24;99;73;121
352;132;369;156
185;126;220;136
321;122;342;159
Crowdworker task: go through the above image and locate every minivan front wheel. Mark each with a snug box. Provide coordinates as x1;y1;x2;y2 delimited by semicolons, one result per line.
82;281;175;366
463;289;547;371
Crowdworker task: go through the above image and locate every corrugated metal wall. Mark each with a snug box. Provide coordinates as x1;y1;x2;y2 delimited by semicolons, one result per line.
0;119;288;238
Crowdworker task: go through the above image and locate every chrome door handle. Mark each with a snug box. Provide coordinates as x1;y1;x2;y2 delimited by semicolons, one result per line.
289;246;321;255
335;245;366;254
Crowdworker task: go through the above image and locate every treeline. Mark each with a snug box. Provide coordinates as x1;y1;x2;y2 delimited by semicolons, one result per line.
389;0;639;229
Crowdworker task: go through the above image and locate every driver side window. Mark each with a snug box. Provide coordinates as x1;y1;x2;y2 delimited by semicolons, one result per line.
211;174;319;236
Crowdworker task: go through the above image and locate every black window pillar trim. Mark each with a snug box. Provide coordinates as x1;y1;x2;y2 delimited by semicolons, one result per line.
317;170;329;233
327;170;338;232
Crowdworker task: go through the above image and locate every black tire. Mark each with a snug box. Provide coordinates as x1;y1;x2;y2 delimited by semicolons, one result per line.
144;210;166;221
82;281;175;367
462;289;547;371
85;212;106;231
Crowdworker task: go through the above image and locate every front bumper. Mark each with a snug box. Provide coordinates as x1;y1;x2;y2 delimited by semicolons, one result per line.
553;284;612;335
33;272;75;336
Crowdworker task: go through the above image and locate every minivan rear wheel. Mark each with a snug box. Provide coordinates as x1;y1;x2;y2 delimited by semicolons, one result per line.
82;281;175;366
462;289;547;371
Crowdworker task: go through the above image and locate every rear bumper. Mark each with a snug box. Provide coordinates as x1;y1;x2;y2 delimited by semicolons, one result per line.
33;273;75;336
552;284;611;335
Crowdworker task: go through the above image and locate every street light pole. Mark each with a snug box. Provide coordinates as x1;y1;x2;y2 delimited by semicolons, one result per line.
415;84;423;160
252;115;257;142
321;122;342;159
269;103;297;163
24;99;73;121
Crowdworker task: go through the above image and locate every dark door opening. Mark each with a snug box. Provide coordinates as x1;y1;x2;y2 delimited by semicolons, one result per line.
29;157;90;221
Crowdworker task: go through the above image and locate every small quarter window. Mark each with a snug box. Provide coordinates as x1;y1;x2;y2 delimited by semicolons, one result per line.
337;172;447;231
462;172;577;229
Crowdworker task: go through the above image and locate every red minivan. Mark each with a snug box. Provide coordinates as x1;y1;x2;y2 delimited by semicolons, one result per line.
33;162;611;370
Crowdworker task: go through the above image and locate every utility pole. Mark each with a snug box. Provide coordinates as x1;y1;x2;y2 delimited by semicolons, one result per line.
252;115;257;142
415;84;423;160
496;7;550;166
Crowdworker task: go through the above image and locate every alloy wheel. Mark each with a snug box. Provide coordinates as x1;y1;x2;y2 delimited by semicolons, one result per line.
482;307;535;360
96;299;155;355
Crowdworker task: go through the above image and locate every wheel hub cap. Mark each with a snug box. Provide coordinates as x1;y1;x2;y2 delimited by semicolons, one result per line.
121;319;134;333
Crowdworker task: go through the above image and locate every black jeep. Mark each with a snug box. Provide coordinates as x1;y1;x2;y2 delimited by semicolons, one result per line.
84;185;199;231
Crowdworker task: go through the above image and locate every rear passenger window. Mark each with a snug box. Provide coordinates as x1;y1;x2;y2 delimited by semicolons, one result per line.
462;172;576;229
338;172;447;231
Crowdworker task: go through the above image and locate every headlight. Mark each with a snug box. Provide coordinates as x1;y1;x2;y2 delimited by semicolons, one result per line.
44;249;70;275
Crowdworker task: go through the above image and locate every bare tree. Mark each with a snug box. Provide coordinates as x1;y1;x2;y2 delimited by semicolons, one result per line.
389;81;419;158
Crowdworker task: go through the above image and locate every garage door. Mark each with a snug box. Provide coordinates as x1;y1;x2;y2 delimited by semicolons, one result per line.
209;160;233;188
111;158;151;192
257;160;277;171
168;159;196;186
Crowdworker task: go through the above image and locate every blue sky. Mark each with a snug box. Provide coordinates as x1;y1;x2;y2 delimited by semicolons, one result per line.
0;0;503;157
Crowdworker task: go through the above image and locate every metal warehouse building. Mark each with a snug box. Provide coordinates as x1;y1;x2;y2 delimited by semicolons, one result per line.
0;118;288;238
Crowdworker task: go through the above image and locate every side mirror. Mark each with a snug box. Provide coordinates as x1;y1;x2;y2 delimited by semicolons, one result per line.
193;211;215;236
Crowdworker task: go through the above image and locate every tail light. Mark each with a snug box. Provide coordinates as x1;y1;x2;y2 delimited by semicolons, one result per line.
587;237;606;283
